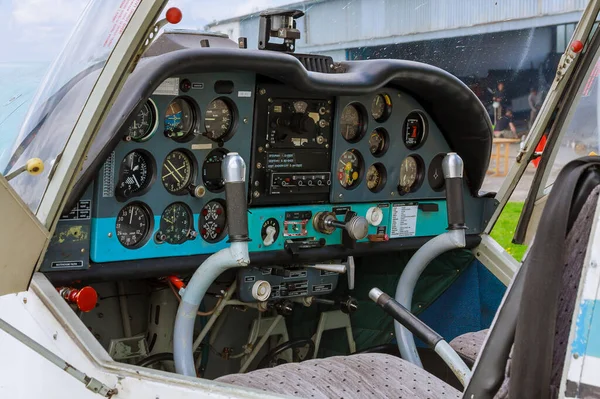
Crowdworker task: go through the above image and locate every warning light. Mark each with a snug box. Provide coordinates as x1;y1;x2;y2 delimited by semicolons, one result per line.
166;7;182;24
571;40;584;53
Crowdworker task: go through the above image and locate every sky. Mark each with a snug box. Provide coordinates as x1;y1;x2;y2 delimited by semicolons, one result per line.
0;0;296;62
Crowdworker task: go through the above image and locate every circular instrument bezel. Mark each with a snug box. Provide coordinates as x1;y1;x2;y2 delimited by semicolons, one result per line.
402;110;428;150
163;96;200;142
339;103;368;143
199;199;228;243
115;149;156;201
159;202;194;245
128;99;159;142
115;202;153;249
161;149;196;195
371;93;393;123
366;163;387;193
204;97;238;142
202;147;229;193
260;218;280;246
398;154;425;195
337;149;365;190
368;128;390;157
428;153;447;192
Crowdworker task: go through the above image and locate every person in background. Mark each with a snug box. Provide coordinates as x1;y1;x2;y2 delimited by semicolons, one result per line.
494;109;517;138
528;88;541;129
493;82;510;123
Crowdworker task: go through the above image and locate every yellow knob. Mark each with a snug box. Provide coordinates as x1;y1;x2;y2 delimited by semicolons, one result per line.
26;158;44;175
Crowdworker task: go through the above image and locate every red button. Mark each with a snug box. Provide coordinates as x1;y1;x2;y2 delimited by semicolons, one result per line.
166;7;182;24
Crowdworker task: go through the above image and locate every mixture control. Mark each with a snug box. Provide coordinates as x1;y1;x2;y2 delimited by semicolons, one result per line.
313;211;369;241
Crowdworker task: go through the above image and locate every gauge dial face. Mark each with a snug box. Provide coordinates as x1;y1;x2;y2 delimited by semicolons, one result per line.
371;93;392;122
116;151;153;200
164;97;196;141
115;203;152;249
161;150;193;194
337;149;363;189
369;128;388;156
204;98;234;141
202;148;228;193
128;100;157;141
159;202;193;244
340;104;365;142
199;200;227;243
399;155;423;193
366;163;386;193
403;112;427;150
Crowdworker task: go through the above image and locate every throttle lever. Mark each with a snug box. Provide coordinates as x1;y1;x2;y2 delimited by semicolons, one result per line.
442;152;466;230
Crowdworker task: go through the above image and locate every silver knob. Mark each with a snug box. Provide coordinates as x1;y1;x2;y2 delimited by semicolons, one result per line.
345;216;369;240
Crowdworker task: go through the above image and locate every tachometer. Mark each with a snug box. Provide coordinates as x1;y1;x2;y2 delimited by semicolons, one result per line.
403;111;427;150
366;163;386;193
204;98;235;141
399;155;424;194
202;148;228;193
116;150;154;200
161;150;194;194
371;93;392;122
164;97;197;141
368;128;388;157
199;200;227;243
340;104;366;142
127;99;158;141
158;202;194;244
115;202;153;249
337;149;364;189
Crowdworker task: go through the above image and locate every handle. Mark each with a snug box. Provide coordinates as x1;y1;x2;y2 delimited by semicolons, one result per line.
222;152;250;242
442;153;466;230
369;288;442;348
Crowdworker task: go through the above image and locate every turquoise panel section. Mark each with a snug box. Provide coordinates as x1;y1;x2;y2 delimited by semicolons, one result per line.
91;200;448;263
572;299;600;358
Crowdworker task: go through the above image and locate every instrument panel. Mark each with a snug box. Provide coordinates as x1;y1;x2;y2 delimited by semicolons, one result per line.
44;73;490;268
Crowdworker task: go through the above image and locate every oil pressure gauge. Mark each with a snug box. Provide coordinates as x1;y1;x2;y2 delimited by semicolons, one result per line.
399;155;424;194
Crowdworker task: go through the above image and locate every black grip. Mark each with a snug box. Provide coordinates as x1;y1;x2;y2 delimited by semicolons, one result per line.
225;182;250;242
376;292;443;348
445;177;466;229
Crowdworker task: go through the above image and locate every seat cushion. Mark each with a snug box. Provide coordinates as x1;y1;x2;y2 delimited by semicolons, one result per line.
216;353;461;399
449;329;489;363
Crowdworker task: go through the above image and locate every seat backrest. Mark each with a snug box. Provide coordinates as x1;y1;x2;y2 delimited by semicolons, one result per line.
464;157;600;399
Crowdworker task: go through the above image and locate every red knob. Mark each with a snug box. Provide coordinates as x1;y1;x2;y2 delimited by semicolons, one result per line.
166;7;182;24
168;276;185;290
571;40;584;53
58;286;98;312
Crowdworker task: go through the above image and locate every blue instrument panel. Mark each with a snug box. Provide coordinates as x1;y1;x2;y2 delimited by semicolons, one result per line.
87;73;490;264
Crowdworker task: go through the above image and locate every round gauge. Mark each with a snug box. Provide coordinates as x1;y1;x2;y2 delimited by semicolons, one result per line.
366;163;387;193
337;149;364;189
202;148;228;193
158;202;194;244
161;150;194;194
115;202;153;249
340;104;366;142
428;154;446;192
199;200;227;243
116;150;154;200
261;218;280;247
164;97;197;141
204;98;235;141
403;111;428;150
368;128;389;157
128;99;158;141
371;93;392;122
399;155;425;194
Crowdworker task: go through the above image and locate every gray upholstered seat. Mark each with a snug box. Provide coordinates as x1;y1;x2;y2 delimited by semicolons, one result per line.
217;353;460;399
449;329;488;363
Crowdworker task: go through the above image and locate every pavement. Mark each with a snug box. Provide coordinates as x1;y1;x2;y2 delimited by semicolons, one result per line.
480;140;582;201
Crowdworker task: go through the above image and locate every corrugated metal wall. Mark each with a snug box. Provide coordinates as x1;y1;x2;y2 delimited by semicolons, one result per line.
210;0;586;49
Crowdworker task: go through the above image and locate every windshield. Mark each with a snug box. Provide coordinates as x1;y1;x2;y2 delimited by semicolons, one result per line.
0;0;589;213
2;0;146;213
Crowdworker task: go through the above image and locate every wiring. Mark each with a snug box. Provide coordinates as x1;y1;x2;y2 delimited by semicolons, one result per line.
167;280;222;316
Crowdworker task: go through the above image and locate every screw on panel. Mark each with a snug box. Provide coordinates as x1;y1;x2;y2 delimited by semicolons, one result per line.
243;117;249;124
338;194;343;198
22;298;27;304
259;88;266;95
325;144;329;149
81;248;85;253
265;144;270;149
258;146;264;153
391;192;395;196
591;261;597;268
253;191;260;198
256;163;262;169
254;181;260;186
268;98;273;103
108;232;113;238
53;333;58;340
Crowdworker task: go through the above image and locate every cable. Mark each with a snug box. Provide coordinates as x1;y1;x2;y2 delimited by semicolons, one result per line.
136;352;174;368
168;281;222;316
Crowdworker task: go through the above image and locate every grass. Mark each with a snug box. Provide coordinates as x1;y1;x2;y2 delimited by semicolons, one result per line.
490;202;528;262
